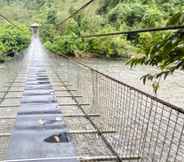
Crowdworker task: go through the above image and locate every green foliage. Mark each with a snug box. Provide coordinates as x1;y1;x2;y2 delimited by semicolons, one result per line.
0;0;183;64
44;20;84;56
0;24;31;61
127;12;184;93
98;0;121;14
85;36;136;58
45;33;83;56
142;5;164;27
137;32;166;53
0;0;184;93
108;3;146;27
47;9;57;24
37;0;183;60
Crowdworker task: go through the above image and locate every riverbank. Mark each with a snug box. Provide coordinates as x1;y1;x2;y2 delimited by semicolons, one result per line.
37;50;184;108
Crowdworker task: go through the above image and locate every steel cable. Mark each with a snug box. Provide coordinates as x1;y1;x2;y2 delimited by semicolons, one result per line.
82;25;184;38
56;0;96;27
0;14;22;30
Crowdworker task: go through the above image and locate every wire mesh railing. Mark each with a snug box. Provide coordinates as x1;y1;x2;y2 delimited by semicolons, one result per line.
53;54;184;162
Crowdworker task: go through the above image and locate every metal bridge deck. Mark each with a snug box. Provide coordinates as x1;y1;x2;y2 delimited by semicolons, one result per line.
0;38;118;162
1;36;183;162
7;65;78;162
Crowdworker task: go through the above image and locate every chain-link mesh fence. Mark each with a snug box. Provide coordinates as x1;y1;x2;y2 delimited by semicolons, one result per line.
52;55;184;162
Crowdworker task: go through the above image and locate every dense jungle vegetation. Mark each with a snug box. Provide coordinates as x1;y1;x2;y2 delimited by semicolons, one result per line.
0;0;184;87
0;0;183;58
0;24;30;62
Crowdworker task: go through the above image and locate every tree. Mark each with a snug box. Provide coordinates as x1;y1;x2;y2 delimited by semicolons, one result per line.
127;12;184;93
47;9;57;24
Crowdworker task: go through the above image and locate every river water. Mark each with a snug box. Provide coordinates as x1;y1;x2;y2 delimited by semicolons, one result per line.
0;44;183;108
0;37;183;161
76;58;184;108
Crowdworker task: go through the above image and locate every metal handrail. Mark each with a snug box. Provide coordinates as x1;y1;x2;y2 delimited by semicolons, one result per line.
58;53;184;114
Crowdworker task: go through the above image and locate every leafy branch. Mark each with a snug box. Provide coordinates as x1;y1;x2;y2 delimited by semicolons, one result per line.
127;12;184;94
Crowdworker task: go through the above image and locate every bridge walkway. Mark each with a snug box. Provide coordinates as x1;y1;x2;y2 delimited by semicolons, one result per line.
0;37;183;162
0;38;120;162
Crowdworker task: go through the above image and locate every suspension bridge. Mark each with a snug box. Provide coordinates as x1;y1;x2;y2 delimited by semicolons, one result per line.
0;0;184;161
0;25;182;162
